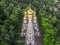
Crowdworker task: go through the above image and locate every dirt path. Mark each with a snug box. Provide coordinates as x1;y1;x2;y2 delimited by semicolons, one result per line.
36;36;44;45
35;22;44;45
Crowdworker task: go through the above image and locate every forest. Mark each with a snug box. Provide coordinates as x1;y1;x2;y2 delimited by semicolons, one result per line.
0;0;60;45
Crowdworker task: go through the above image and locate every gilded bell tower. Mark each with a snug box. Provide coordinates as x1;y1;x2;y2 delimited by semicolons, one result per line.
23;7;37;22
21;7;40;45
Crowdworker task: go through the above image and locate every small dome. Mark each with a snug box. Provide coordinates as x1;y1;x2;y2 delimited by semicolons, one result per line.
23;15;26;20
34;17;37;20
24;12;27;15
34;15;37;20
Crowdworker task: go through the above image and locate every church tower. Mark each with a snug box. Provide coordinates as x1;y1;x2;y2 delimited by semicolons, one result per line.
21;7;40;45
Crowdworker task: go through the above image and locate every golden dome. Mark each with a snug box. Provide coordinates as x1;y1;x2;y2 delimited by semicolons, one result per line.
27;8;33;15
24;8;36;19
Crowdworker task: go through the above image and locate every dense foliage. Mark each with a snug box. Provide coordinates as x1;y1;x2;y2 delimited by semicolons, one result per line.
0;0;60;45
0;0;24;45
